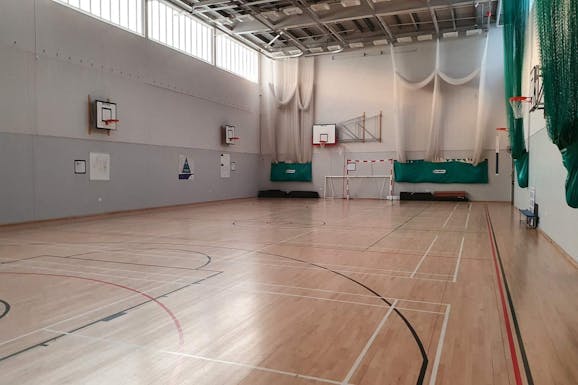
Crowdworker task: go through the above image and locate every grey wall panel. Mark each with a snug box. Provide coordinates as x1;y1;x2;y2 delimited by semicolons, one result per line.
1;133;259;224
0;134;36;222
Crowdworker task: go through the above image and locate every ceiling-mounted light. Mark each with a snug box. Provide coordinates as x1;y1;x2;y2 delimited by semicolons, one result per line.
282;6;303;16
373;39;388;46
417;34;433;41
309;47;324;53
310;3;331;12
236;14;254;22
349;42;364;48
341;0;361;7
466;28;483;36
271;51;285;57
287;49;303;55
397;36;413;43
261;10;281;21
328;45;342;51
443;31;459;38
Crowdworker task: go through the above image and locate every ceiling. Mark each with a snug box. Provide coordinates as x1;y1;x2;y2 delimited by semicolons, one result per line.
173;0;500;57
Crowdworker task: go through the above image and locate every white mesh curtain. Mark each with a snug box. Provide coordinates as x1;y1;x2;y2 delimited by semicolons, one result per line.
391;36;489;164
261;57;315;163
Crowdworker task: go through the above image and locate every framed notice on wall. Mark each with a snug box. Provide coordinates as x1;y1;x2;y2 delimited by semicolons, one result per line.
89;153;110;181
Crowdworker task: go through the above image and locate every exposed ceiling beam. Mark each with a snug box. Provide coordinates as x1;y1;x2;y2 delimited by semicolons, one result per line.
233;0;491;34
449;6;457;30
428;2;439;35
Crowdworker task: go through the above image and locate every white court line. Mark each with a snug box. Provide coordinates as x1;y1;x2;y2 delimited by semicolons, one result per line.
341;299;399;385
410;235;439;278
452;236;465;283
215;259;452;282
442;203;459;228
246;282;449;306
227;258;453;278
42;328;346;385
428;304;451;385
464;203;472;230
232;288;444;315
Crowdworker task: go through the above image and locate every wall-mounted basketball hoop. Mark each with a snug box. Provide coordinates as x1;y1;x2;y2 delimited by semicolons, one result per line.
222;125;239;145
509;96;532;119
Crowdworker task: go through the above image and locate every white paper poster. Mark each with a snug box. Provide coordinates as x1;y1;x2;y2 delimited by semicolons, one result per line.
220;153;230;178
178;155;194;181
89;152;110;181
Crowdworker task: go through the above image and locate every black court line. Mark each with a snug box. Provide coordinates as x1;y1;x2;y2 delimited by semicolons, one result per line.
0;270;223;363
39;255;220;273
0;300;10;320
486;208;535;385
258;250;429;385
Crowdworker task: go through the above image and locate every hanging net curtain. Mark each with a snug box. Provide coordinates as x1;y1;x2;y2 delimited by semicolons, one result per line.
535;0;578;207
391;35;489;164
263;57;316;164
503;0;530;188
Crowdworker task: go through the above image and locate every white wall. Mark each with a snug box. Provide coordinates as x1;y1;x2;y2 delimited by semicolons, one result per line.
261;28;512;201
0;0;261;224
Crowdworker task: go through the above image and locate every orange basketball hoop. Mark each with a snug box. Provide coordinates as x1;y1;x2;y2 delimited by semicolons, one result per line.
509;96;532;119
103;119;119;125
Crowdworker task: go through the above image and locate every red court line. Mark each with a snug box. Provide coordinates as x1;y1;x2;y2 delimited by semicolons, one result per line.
484;208;523;385
0;271;184;347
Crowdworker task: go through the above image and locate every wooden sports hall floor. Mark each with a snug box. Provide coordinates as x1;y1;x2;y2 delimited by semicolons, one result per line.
0;199;576;385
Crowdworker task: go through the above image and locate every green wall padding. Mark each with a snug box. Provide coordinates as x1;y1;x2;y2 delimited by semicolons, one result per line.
503;0;530;188
536;0;578;207
270;162;312;182
394;160;489;184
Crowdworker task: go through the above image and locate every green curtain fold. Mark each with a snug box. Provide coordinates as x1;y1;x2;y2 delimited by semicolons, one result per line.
536;0;578;208
502;0;530;188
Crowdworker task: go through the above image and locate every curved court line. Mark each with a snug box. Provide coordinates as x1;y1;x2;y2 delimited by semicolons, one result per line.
258;250;429;385
0;300;10;321
484;206;534;385
0;272;184;347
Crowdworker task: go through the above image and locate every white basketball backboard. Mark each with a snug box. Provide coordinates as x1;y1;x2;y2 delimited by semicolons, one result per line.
313;124;336;145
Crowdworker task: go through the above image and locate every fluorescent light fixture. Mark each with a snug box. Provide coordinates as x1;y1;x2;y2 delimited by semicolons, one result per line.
341;0;360;7
271;51;285;57
417;34;433;41
309;47;324;53
349;42;364;48
261;11;280;21
282;6;303;15
443;31;459;38
310;3;331;12
287;49;303;55
328;45;342;51
373;39;389;46
397;36;413;43
236;14;254;22
466;28;483;36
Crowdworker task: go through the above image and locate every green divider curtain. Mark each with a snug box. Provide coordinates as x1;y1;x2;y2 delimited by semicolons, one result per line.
503;0;530;187
535;0;578;208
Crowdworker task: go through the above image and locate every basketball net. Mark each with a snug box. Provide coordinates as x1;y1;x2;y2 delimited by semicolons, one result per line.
319;140;327;149
509;96;532;119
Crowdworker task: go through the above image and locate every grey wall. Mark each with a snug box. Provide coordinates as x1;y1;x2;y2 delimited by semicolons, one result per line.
0;0;260;224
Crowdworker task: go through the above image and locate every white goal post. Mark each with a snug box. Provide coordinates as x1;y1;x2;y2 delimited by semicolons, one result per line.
324;158;395;200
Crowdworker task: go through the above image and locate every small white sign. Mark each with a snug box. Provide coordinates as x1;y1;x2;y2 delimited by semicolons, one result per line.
90;152;110;181
346;163;357;172
220;153;231;178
